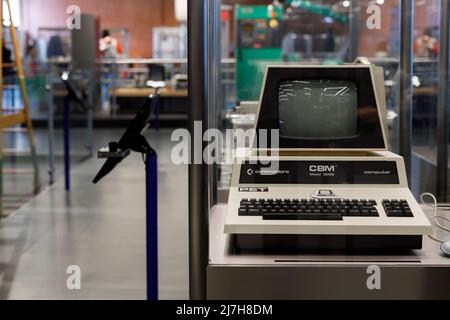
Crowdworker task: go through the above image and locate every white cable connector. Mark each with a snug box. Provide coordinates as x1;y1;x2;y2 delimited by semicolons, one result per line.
420;193;450;243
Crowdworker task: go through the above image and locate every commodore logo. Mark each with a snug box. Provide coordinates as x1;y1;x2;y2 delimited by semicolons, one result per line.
309;165;336;173
246;168;290;176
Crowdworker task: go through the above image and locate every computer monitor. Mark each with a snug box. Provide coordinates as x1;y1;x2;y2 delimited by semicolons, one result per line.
253;65;389;151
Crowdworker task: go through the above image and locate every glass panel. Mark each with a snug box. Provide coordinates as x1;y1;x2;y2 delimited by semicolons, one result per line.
411;0;440;197
217;0;404;193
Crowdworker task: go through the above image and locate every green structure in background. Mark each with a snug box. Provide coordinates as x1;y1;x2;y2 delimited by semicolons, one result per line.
286;0;349;25
235;5;283;102
235;2;349;102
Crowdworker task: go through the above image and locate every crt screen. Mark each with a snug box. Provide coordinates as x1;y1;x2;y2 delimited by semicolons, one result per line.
278;79;358;139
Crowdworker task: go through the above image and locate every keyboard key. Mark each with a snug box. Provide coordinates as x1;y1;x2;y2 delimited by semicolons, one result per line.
263;212;343;221
238;207;248;215
403;211;414;217
248;209;260;215
387;210;403;216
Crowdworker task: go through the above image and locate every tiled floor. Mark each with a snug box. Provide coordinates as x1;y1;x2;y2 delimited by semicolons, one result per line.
0;129;189;300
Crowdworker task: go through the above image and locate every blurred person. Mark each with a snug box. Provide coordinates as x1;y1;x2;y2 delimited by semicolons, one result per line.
99;29;123;59
99;29;123;109
2;43;13;78
414;28;439;58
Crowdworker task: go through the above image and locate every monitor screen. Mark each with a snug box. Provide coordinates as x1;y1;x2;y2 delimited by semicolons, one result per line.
255;66;387;150
278;79;358;140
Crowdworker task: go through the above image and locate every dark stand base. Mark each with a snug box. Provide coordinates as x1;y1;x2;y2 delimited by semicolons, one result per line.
233;234;423;254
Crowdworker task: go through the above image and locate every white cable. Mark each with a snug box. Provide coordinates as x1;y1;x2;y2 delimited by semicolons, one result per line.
420;193;450;243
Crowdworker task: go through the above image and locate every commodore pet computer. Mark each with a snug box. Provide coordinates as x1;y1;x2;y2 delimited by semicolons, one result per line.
225;64;432;251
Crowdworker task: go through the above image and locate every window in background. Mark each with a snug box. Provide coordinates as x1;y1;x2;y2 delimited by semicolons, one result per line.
2;0;21;27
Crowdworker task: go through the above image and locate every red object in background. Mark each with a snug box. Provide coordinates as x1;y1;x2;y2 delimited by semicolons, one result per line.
414;35;439;58
117;42;123;55
221;10;230;22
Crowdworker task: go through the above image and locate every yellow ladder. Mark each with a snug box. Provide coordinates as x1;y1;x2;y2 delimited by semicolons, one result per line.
0;0;41;215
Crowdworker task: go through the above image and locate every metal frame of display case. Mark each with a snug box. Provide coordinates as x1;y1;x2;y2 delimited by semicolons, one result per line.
437;0;450;201
188;0;450;300
399;0;414;180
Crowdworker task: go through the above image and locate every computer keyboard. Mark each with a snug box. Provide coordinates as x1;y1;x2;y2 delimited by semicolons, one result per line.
238;198;413;220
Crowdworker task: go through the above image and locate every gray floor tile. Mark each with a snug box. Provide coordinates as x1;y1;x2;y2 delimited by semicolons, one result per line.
0;129;189;300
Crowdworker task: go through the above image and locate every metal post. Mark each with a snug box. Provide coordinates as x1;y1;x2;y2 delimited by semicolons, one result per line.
86;70;94;157
63;97;71;191
399;0;414;180
154;96;160;131
207;0;221;207
188;0;209;300
349;0;360;62
47;79;55;185
437;0;450;202
0;1;3;216
146;151;158;300
111;61;118;116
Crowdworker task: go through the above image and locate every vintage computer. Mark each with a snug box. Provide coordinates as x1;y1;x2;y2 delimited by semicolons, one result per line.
225;64;432;251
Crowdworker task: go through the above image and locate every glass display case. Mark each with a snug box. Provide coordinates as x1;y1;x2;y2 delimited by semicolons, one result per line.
215;0;449;201
188;0;450;300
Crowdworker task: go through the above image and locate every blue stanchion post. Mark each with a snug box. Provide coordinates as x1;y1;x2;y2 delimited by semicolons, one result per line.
146;151;158;301
93;93;160;299
155;97;160;131
63;97;71;191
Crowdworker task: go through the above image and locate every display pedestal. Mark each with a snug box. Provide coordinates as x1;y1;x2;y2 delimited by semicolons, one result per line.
146;151;158;301
97;147;159;301
208;205;450;300
63;97;70;191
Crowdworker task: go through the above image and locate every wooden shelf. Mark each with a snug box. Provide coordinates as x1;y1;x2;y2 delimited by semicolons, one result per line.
110;87;188;98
